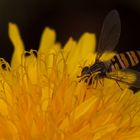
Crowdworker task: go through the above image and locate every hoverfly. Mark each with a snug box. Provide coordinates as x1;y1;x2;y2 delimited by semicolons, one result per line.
78;10;140;88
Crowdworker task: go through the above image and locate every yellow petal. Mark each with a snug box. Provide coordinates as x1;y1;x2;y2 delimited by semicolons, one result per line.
60;96;97;130
77;32;96;58
0;99;8;116
72;95;97;120
38;27;56;54
66;33;96;75
9;23;25;69
23;50;38;84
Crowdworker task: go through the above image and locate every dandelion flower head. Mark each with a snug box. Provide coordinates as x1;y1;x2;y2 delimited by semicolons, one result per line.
0;23;140;139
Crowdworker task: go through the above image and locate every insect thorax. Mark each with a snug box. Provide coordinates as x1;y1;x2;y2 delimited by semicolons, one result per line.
90;61;108;75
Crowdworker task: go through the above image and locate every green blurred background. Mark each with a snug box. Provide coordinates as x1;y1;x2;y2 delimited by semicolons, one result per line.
0;0;140;62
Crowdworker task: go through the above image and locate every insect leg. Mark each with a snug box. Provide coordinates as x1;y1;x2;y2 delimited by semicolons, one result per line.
115;80;123;90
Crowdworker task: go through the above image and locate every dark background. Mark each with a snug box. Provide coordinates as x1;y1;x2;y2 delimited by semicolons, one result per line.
0;0;140;63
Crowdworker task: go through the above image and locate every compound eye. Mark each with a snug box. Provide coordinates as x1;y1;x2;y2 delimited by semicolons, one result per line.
81;66;89;75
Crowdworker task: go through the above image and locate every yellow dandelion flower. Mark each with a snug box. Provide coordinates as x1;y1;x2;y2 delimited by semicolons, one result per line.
0;23;140;140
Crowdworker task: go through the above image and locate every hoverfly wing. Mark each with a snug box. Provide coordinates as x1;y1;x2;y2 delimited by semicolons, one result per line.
106;69;140;88
96;10;121;61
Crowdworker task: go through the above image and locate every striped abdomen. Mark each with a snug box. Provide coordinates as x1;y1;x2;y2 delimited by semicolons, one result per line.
108;51;140;72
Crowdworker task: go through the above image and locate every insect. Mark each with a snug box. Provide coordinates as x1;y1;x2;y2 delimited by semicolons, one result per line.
78;10;140;88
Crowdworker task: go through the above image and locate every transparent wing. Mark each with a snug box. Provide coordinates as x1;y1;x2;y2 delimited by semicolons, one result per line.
96;10;121;61
106;69;140;88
